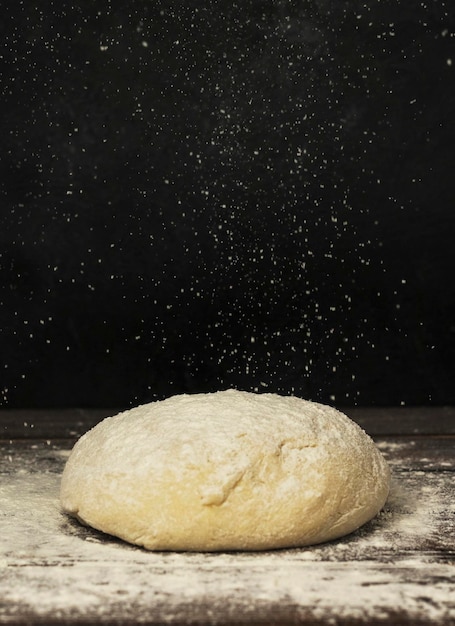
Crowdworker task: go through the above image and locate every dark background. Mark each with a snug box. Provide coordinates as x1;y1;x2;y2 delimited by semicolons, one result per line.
1;0;454;409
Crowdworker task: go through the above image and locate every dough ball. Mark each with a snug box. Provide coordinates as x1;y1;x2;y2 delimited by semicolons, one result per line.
60;390;390;551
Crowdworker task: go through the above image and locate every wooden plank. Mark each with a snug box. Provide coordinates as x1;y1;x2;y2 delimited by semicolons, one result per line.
1;406;455;440
0;437;454;625
0;409;115;440
344;406;455;436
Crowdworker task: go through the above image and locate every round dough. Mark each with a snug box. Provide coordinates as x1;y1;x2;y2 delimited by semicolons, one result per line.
60;390;390;551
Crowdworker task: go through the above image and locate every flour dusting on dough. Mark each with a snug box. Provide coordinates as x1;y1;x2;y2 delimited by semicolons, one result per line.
60;390;390;551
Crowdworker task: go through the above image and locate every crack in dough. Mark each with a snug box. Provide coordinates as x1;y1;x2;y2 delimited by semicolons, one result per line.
199;466;248;506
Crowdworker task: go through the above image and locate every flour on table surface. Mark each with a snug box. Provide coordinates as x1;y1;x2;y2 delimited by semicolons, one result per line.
1;438;454;624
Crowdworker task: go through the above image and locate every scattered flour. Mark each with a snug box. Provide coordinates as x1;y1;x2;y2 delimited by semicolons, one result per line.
1;439;454;624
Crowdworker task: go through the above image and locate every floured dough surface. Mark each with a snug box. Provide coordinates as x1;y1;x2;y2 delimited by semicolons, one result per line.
60;390;390;551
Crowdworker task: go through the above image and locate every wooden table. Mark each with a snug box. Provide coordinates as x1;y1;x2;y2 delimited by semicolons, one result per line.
1;407;454;625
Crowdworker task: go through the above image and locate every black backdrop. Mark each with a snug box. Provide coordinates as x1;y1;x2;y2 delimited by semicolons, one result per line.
1;0;454;408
